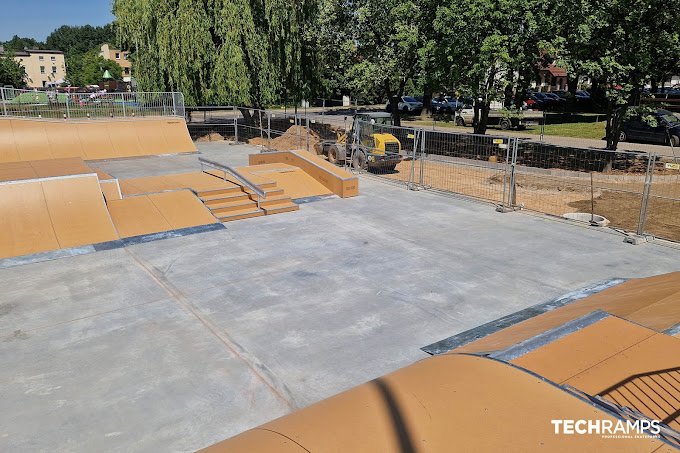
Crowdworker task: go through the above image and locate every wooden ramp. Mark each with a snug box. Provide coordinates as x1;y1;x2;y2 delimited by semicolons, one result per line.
0;174;118;259
107;190;219;238
249;150;358;198
0;117;197;163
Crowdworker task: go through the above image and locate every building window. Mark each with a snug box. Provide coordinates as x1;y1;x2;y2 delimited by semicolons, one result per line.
123;53;129;60
51;56;56;61
40;66;45;74
52;66;57;73
115;52;120;59
124;67;130;75
39;56;44;60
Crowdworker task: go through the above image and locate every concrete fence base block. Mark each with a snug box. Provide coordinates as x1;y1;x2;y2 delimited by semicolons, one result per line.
623;234;653;245
496;205;516;213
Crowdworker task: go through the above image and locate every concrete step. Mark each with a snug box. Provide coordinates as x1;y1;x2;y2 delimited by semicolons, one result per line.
201;188;284;206
208;196;293;216
263;201;299;215
217;206;265;222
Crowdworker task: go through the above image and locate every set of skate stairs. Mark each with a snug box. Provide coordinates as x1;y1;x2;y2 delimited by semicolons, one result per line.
197;178;299;222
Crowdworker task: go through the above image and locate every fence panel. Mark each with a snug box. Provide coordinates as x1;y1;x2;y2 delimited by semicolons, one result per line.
642;155;680;242
511;141;650;233
0;88;183;120
420;130;512;204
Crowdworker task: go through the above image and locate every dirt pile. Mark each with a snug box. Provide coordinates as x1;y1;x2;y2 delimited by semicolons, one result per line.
249;125;323;152
195;132;225;142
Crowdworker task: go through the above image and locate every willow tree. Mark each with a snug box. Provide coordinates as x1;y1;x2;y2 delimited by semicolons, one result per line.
112;0;319;106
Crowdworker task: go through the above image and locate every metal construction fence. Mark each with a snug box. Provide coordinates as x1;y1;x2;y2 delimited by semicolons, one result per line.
185;105;680;243
0;87;184;120
353;120;680;243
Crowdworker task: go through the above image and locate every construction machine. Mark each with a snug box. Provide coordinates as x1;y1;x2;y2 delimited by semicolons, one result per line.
318;112;403;171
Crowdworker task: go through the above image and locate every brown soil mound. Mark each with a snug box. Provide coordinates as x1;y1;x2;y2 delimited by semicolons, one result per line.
248;125;323;152
195;132;225;142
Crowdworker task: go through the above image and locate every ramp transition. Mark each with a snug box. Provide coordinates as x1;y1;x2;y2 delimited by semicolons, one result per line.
0;117;196;163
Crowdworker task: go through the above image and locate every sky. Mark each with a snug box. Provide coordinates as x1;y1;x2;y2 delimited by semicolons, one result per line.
0;0;115;42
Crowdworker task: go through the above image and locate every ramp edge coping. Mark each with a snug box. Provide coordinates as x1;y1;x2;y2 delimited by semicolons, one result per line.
0;172;98;186
258;150;358;181
420;277;629;355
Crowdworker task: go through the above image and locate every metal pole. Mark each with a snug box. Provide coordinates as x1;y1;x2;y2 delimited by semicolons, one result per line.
509;137;518;207
637;153;655;236
65;92;70;119
233;106;238;142
171;92;176;116
540;111;545;141
267;110;271;152
121;93;126;118
1;88;8;116
409;129;419;188
306;115;310;153
419;127;425;186
502;137;510;208
259;109;264;150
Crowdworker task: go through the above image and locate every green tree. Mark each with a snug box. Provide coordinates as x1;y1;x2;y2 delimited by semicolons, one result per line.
112;0;319;107
67;49;123;87
437;0;545;134
45;24;117;57
0;53;26;86
2;35;44;52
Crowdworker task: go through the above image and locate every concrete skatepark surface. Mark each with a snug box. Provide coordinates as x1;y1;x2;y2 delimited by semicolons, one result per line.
2;142;680;451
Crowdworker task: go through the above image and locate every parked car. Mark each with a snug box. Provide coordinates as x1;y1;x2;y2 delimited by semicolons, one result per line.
575;90;590;100
553;90;570;99
526;92;551;110
543;92;567;107
385;96;423;113
619;109;680;146
432;96;464;113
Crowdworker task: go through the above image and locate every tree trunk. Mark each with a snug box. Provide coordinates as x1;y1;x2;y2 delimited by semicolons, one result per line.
567;76;579;110
421;86;433;119
473;98;490;135
651;78;658;96
503;84;514;109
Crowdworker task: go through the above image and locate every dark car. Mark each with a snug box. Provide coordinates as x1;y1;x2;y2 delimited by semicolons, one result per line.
553;90;570;99
620;109;680;146
526;92;552;110
544;92;567;107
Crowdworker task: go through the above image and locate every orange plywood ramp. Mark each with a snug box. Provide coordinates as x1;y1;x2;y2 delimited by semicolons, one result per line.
249;150;358;198
100;180;122;201
508;315;680;431
0;174;118;259
0;117;196;163
239;165;332;199
200;354;662;453
0;180;60;259
40;176;119;248
108;189;217;238
0;158;93;183
453;272;680;355
0;118;21;162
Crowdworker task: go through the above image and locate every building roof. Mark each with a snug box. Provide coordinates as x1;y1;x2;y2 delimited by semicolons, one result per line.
3;49;64;57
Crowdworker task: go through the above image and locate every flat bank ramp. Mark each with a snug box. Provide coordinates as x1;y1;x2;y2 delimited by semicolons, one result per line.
249;150;358;198
0;174;119;259
0;118;197;163
107;190;218;238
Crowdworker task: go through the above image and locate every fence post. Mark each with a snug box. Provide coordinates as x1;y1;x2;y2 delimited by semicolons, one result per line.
1;88;7;116
419;127;425;186
267;110;271;152
121;93;126;118
501;137;511;209
233;106;238;142
258;109;264;150
637;153;655;236
65;93;71;119
306;115;310;153
508;137;518;207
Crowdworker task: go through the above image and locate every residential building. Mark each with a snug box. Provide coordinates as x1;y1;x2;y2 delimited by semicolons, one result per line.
0;47;66;88
99;44;132;82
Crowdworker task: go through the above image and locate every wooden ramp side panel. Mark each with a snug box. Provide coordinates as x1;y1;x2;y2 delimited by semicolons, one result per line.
146;190;218;229
100;180;122;201
106;121;144;157
249;151;358;198
12;120;55;161
107;195;172;238
42;120;86;159
75;122;117;160
0;181;60;259
0;119;21;163
159;119;198;154
133;120;171;156
41;175;119;248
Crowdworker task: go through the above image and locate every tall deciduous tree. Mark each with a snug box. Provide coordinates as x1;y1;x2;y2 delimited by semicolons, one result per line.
438;0;544;134
112;0;319;106
66;49;123;87
0;53;27;87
